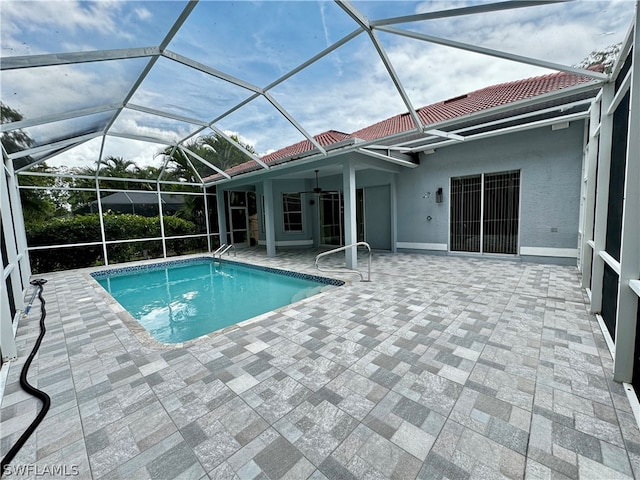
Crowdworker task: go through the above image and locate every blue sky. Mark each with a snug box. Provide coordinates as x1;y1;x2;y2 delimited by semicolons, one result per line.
1;0;637;170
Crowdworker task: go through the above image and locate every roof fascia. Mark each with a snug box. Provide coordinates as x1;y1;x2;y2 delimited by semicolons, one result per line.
0;47;159;70
0;103;122;133
407;110;590;153
370;0;569;27
424;80;602;131
346;82;601;152
378;26;608;82
398;97;594;148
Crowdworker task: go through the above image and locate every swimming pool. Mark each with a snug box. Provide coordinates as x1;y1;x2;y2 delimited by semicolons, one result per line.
91;257;343;343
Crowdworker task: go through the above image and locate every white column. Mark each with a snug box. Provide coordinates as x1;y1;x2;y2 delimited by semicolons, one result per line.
157;183;167;258
216;186;228;246
590;83;615;313
580;96;602;290
10;172;32;288
263;179;276;257
614;10;640;382
203;187;211;252
343;162;357;269
1;160;18;361
390;174;398;253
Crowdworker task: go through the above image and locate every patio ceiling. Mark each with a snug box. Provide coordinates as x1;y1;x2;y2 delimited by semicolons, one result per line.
0;1;635;184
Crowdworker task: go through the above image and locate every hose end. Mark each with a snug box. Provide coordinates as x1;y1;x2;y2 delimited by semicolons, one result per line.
30;279;47;287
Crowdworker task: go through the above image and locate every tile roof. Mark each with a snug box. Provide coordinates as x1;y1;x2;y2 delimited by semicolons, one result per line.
206;68;601;182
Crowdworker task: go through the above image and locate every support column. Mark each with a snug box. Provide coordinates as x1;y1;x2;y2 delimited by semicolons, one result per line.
581;95;602;290
343;162;357;269
216;186;228;246
390;174;398;253
614;11;640;382
1;159;18;361
590;83;615;313
263;179;276;257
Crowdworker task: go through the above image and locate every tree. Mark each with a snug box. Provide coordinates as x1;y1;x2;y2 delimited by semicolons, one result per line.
18;163;70;224
156;133;256;184
197;133;256;171
98;156;140;190
575;43;622;75
1;103;69;223
1;102;33;155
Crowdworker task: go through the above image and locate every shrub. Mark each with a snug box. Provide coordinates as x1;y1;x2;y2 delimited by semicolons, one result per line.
27;213;197;272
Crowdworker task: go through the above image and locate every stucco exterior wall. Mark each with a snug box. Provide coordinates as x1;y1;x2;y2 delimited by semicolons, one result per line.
396;122;585;259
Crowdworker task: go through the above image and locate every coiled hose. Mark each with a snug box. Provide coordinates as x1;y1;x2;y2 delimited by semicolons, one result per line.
1;279;51;476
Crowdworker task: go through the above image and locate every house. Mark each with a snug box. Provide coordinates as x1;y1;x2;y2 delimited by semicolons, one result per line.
207;68;602;265
89;191;186;216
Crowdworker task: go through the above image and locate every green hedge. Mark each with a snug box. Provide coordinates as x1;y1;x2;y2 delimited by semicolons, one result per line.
27;213;199;273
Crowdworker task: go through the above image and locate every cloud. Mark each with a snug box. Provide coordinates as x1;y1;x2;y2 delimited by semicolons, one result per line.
1;1;135;56
4;0;637;174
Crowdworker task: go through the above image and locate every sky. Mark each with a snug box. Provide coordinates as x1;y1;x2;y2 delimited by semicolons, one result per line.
1;0;637;171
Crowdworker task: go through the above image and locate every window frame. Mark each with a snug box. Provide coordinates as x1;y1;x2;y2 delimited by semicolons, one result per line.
282;192;303;233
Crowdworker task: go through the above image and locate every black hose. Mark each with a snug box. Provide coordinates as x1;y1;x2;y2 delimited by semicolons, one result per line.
1;279;51;476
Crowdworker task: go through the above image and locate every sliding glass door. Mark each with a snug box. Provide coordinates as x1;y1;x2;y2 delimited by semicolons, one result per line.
450;170;520;255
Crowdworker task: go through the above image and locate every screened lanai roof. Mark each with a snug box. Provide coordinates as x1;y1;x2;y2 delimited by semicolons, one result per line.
1;0;636;185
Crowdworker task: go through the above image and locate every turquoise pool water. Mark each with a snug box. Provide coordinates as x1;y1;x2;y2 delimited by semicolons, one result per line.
92;258;342;343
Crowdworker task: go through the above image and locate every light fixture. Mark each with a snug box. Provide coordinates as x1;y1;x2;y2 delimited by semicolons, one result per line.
435;188;443;203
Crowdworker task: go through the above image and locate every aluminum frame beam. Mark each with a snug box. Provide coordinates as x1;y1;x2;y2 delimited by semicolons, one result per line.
378;26;608;81
0;47;160;70
370;0;571;27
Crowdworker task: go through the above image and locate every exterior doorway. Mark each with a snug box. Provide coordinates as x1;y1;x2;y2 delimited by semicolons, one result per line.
450;170;520;254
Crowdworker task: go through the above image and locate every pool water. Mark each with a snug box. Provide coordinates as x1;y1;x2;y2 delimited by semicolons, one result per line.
93;258;341;343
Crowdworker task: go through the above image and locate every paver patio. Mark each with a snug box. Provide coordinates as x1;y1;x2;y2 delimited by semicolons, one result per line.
1;249;639;479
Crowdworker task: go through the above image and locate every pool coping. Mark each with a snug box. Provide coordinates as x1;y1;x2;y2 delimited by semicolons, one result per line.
85;255;346;349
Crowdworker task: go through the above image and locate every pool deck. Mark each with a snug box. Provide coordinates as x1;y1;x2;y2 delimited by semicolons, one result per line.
1;248;639;479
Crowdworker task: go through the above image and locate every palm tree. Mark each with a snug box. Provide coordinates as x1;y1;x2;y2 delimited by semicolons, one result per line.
156;133;256;184
197;133;255;171
98;156;140;190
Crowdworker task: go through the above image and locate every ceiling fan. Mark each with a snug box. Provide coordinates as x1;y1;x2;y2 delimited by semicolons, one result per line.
300;170;339;195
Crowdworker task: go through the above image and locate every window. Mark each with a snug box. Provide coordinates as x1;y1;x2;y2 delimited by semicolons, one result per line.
282;193;303;232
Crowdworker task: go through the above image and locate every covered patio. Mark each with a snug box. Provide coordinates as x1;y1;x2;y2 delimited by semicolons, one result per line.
2;249;639;479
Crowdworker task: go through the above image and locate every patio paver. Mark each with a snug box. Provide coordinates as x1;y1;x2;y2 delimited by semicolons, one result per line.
1;249;639;479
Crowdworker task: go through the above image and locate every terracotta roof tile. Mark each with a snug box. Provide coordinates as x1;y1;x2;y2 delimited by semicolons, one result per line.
261;130;351;163
205;69;600;182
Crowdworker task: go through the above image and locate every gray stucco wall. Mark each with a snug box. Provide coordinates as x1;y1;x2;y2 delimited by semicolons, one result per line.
396;122;585;254
255;171;396;247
